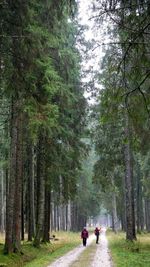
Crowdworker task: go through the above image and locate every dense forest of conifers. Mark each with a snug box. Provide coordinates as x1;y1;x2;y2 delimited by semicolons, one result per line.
0;0;150;256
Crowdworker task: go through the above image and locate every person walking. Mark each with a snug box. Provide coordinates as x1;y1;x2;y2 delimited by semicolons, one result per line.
81;227;89;246
94;226;101;244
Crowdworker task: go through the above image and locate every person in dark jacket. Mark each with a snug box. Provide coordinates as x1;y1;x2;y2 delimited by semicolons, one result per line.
81;227;89;246
94;226;101;244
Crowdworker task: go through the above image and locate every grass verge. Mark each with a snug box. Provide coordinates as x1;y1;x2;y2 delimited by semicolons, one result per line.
71;241;96;267
107;230;150;267
0;231;81;267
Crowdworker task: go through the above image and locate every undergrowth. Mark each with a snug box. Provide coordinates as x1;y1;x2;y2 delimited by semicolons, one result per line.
107;230;150;267
0;231;81;267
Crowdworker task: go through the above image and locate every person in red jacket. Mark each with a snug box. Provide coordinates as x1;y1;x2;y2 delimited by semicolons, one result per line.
94;226;101;244
81;227;89;246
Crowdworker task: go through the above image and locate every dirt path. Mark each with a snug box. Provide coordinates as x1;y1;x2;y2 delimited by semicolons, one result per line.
47;228;113;267
91;229;113;267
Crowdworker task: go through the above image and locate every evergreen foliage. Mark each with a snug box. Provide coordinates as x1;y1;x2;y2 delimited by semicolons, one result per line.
0;0;90;253
91;0;150;240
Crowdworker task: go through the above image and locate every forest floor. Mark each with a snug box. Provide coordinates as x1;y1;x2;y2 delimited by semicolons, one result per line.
1;230;150;266
0;231;81;267
47;228;113;267
107;231;150;267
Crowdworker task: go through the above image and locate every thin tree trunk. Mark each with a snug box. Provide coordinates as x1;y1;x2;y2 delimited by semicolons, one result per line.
50;194;54;232
42;184;50;242
136;164;144;232
67;201;71;231
33;132;45;247
13;111;23;252
145;199;150;232
54;204;56;231
122;173;126;231
65;205;68;231
60;204;65;230
111;175;118;233
140;198;144;231
21;180;24;241
56;205;59;231
0;169;5;233
28;145;35;241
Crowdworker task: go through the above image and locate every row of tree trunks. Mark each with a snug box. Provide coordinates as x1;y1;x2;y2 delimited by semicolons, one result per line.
50;202;72;232
3;111;80;251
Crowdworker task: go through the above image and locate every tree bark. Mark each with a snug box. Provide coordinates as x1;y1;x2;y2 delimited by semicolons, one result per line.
54;204;57;231
136;165;144;232
111;175;118;233
28;144;35;241
21;180;24;241
57;205;60;231
66;201;71;231
124;114;136;241
4;100;23;253
33;131;45;247
4;99;18;254
12;111;23;253
121;173;126;231
42;183;50;242
0;169;5;233
145;199;150;232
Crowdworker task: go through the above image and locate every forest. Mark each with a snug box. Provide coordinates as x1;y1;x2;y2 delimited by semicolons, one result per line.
0;0;150;264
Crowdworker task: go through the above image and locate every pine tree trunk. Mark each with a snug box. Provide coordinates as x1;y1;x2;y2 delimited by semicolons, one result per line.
12;111;23;252
124;114;136;241
54;203;57;231
33;132;45;247
145;199;150;232
50;196;54;232
50;197;54;232
57;205;60;231
28;145;35;241
0;169;5;233
60;204;65;230
42;184;50;242
21;181;24;241
111;175;118;233
4;99;18;253
66;202;71;231
140;198;145;231
4;101;23;253
121;174;126;231
136;165;144;232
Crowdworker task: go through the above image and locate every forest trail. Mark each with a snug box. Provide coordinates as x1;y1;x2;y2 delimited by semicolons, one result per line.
91;229;113;267
47;228;113;267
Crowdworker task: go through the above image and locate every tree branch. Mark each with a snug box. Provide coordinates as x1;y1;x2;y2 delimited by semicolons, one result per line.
123;71;150;115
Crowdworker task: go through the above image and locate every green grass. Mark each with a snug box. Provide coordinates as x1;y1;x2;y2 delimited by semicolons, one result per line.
71;241;96;267
0;231;81;267
107;230;150;267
